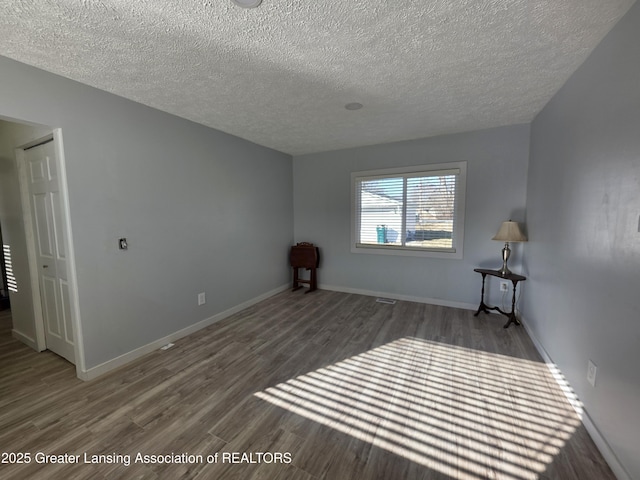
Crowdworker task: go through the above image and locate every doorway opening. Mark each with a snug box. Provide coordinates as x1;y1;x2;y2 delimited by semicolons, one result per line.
0;117;83;373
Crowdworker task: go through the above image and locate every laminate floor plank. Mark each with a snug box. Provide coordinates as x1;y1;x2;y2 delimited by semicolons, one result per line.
0;291;616;479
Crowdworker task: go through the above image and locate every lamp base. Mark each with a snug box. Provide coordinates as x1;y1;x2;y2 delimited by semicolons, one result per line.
499;242;511;276
498;266;511;276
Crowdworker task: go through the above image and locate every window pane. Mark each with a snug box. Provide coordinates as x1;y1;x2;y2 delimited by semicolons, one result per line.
352;162;465;258
405;175;456;249
359;177;403;246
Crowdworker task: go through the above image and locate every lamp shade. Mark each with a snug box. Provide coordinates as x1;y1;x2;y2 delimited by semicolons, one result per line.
492;221;527;242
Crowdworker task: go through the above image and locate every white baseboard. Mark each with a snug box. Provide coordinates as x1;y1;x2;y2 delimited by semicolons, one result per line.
12;328;41;351
319;283;479;311
78;283;289;381
520;317;630;480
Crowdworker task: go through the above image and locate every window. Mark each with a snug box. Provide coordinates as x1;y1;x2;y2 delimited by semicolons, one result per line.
351;162;466;258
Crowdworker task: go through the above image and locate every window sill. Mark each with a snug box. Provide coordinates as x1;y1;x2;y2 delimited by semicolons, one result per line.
351;244;463;259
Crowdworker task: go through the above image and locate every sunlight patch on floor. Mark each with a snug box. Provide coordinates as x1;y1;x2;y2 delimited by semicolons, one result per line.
255;337;582;480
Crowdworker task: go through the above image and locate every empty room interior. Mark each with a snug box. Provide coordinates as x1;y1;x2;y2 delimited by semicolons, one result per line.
0;1;639;479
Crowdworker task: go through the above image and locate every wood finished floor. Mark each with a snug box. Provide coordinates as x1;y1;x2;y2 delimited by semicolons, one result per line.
0;290;614;480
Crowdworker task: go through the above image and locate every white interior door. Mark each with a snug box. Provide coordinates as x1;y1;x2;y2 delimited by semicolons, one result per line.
24;139;75;364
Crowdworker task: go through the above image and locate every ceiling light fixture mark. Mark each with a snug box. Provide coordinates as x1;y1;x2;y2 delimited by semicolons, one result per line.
231;0;262;8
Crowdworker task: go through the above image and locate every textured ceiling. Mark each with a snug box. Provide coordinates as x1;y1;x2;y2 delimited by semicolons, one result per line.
0;0;635;155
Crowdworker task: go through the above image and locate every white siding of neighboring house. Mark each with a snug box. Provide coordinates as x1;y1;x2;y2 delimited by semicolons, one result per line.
360;191;402;244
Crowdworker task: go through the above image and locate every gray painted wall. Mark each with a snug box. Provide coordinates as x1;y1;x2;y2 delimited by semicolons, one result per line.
293;124;530;309
0;56;293;370
525;3;640;478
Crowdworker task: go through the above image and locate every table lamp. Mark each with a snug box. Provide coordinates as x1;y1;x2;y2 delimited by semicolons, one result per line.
492;221;527;275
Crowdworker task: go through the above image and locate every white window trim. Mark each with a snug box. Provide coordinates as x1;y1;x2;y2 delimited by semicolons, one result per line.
351;161;466;259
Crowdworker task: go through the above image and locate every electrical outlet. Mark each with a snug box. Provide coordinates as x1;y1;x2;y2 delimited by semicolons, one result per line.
587;360;597;387
198;292;206;306
500;281;509;292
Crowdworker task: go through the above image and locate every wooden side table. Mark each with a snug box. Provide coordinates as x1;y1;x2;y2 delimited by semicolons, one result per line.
473;268;526;328
290;242;320;293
